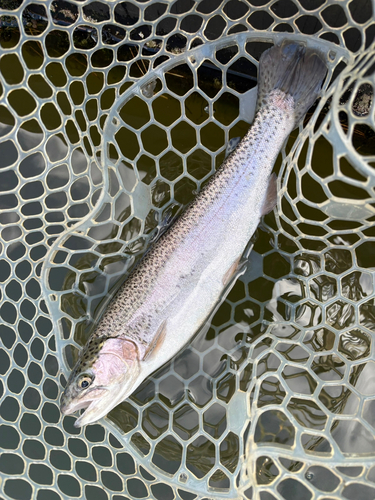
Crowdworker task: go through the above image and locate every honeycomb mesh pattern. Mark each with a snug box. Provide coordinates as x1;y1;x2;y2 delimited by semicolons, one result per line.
0;0;374;499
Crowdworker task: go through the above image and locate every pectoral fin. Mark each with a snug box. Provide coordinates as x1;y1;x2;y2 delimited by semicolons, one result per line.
223;256;241;287
261;173;278;215
143;320;167;361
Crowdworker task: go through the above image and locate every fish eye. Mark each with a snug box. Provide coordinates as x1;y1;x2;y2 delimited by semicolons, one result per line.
78;376;92;389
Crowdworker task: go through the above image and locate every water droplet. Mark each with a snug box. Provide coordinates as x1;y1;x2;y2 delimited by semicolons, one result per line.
179;472;188;483
328;50;336;61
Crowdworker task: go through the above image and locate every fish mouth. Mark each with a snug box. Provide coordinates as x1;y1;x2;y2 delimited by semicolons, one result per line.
60;387;109;418
74;399;112;428
60;399;89;414
61;375;141;428
60;389;113;428
72;384;135;427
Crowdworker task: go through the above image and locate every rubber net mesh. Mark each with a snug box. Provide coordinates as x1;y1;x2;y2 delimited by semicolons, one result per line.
0;0;375;499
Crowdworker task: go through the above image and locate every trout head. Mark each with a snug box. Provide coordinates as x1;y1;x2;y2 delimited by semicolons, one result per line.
60;337;141;427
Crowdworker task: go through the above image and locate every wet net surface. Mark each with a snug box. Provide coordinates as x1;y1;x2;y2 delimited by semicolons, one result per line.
0;0;375;499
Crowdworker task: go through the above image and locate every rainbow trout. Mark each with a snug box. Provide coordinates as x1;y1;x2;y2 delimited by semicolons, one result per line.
60;40;327;427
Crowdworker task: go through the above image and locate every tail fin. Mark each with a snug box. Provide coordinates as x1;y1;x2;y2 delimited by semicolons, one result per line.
257;40;327;125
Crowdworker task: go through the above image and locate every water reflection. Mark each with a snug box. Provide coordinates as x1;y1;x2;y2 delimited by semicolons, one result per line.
339;329;371;361
241;237;375;482
319;384;359;415
294;254;320;277
310;275;337;301
341;271;368;301
326;301;355;329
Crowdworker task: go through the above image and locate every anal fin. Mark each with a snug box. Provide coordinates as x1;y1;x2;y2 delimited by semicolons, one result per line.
143;320;167;361
225;137;241;158
151;204;182;244
261;173;278;216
